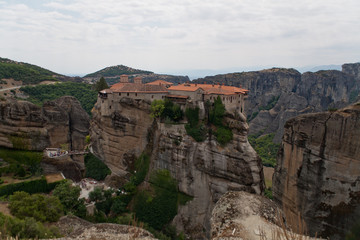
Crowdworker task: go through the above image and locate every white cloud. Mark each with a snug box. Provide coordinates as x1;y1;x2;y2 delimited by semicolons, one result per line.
0;0;359;75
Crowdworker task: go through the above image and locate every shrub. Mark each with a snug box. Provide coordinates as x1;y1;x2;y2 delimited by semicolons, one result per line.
0;212;61;239
133;154;150;186
248;133;280;167
150;100;165;118
215;127;233;146
0;177;62;196
185;107;199;127
209;96;225;126
133;170;178;231
84;153;111;181
9;191;63;222
52;180;86;218
161;99;183;122
185;123;207;142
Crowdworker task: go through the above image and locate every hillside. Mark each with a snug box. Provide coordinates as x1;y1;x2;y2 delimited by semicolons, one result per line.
0;57;84;85
84;65;153;78
84;64;189;85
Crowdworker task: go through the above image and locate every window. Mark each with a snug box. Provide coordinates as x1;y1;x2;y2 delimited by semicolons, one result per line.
151;95;154;99
135;93;137;96
119;93;121;96
109;106;112;109
127;93;129;96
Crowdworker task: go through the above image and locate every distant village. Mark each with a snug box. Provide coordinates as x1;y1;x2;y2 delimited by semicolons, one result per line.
98;74;248;114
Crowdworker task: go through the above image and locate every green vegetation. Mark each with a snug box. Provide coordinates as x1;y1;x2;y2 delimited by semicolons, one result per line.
84;153;111;181
248;133;280;167
150;99;165;118
183;97;233;145
259;95;280;111
346;221;360;240
134;169;178;231
0;212;61;239
0;177;64;197
208;96;233;145
9;191;63;222
264;188;273;200
52;180;87;218
84;64;152;78
161;99;183;123
93;77;109;92
20;82;97;115
0;58;58;84
185;107;207;142
0;148;42;174
328;107;338;112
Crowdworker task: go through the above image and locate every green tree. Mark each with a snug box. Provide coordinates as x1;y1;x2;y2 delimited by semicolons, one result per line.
9;191;63;222
94;77;109;92
84;153;111;181
52;180;86;217
151;100;165;118
89;187;104;202
209;96;226;126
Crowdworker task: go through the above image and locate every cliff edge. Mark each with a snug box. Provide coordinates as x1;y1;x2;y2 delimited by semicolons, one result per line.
273;103;360;239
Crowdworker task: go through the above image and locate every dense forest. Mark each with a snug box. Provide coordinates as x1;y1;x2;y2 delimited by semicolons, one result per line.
0;57;59;84
20;82;97;115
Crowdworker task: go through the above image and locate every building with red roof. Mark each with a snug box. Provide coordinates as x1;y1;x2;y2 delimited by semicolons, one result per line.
98;76;248;114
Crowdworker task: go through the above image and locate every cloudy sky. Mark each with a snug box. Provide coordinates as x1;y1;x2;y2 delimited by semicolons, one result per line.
0;0;359;77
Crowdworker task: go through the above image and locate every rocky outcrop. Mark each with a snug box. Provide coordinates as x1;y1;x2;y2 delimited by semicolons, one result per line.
211;191;322;240
0;96;89;151
90;97;265;239
194;63;360;142
272;103;360;239
90;97;153;176
54;215;156;240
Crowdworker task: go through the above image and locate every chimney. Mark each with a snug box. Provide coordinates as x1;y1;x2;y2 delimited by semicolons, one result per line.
120;74;129;83
134;77;142;84
195;83;197;87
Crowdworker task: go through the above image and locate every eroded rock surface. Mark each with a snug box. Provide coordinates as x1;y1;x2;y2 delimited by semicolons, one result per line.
90;97;265;239
55;215;155;240
0;96;89;151
273;103;360;239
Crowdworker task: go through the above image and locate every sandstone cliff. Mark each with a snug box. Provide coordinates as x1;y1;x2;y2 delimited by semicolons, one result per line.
90;97;265;239
0;96;89;151
194;63;360;142
272;103;360;239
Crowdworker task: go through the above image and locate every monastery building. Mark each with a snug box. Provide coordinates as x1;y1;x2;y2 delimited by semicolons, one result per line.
98;75;248;114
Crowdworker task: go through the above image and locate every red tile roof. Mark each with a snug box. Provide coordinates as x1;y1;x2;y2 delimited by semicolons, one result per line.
146;80;174;86
110;83;168;93
168;83;248;95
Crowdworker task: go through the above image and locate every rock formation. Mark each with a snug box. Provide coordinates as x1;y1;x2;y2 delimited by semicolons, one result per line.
194;63;360;142
211;191;322;240
90;97;265;239
272;103;360;239
0;96;90;151
54;215;156;240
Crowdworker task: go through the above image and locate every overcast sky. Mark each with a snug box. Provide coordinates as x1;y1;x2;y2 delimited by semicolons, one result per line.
0;0;359;77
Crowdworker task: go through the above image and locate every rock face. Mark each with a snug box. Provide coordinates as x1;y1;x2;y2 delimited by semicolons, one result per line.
194;63;360;142
272;103;360;239
90;97;265;239
0;96;89;151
